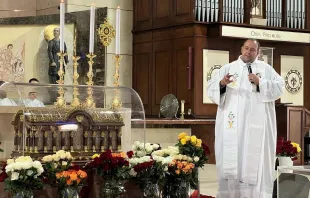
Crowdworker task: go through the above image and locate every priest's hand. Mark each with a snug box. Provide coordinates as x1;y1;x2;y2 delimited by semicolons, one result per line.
248;73;259;85
220;74;233;86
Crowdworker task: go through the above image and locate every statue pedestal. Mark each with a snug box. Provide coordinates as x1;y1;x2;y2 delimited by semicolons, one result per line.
250;18;267;26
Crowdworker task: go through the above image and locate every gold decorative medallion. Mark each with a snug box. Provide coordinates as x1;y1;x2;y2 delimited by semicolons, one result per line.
97;18;115;47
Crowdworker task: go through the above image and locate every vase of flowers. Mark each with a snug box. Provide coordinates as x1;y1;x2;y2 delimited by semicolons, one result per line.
56;169;87;198
3;156;44;197
128;155;167;198
86;150;131;198
276;137;302;166
176;132;210;193
41;150;74;186
162;158;195;198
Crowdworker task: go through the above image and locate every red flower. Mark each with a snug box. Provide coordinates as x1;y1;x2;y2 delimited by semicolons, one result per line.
0;172;7;182
202;143;210;156
126;151;134;158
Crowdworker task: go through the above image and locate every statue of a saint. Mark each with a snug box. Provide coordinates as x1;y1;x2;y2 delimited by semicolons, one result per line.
47;28;68;84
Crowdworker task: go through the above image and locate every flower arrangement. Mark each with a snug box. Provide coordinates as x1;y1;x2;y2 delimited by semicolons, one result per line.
177;132;209;167
128;155;167;198
276;137;302;160
41;150;74;185
132;141;160;157
56;169;87;189
86;150;131;179
176;132;210;191
3;156;44;195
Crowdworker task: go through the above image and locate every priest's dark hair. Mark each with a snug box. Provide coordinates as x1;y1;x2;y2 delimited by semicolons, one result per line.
29;78;39;83
0;80;4;86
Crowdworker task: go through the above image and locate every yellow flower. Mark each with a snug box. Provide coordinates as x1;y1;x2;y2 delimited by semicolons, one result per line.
178;132;187;140
92;154;100;159
185;136;191;141
180;138;187;145
291;142;302;153
190;136;197;145
196;139;202;147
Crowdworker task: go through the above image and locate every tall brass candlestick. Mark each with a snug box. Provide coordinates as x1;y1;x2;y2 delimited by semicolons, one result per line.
83;53;96;108
54;51;67;108
71;27;81;108
111;54;122;109
71;56;81;108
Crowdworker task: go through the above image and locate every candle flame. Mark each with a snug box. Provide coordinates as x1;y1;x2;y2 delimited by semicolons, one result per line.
117;5;120;9
91;3;95;6
61;0;64;3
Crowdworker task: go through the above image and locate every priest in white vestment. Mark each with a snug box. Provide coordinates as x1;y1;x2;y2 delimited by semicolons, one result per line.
0;81;17;106
22;92;45;107
207;39;284;198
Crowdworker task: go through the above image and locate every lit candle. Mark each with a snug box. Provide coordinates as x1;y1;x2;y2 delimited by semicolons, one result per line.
60;0;65;52
89;4;95;54
181;100;185;113
115;6;120;55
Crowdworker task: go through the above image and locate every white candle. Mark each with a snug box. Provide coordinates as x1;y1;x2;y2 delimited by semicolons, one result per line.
89;4;95;54
181;100;185;112
60;0;65;52
115;6;120;55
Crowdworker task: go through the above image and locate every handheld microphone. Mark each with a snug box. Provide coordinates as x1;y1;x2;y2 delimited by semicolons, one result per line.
247;63;252;74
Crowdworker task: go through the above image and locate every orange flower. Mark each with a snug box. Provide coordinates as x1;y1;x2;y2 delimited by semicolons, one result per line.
66;179;73;185
77;170;87;179
69;172;78;181
175;170;180;175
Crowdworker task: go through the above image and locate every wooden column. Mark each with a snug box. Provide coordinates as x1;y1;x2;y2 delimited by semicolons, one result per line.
306;0;310;29
243;0;252;24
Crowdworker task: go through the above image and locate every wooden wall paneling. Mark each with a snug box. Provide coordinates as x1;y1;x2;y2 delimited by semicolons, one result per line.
306;0;310;29
152;0;171;28
152;40;173;115
287;107;304;165
281;0;287;27
134;0;152;30
191;124;216;164
304;46;310;111
173;37;194;112
244;0;251;24
133;42;153;115
171;0;195;24
193;31;237;117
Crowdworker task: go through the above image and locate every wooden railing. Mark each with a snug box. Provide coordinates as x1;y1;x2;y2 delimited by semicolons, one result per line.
194;0;307;29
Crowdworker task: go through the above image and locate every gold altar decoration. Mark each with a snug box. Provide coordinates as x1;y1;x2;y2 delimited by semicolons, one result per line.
54;51;67;108
83;53;97;108
11;107;124;159
111;54;122;109
71;27;81;108
97;18;115;47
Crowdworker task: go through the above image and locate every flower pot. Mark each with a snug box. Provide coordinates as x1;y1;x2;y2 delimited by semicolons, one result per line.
58;186;80;198
277;157;293;173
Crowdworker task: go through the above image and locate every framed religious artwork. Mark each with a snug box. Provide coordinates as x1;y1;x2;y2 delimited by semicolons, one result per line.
202;49;229;104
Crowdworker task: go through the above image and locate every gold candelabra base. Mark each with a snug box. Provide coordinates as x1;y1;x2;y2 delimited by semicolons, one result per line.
111;54;122;109
71;55;81;108
54;51;67;108
83;53;96;108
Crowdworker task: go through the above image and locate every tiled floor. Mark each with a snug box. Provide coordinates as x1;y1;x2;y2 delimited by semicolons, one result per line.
199;164;218;197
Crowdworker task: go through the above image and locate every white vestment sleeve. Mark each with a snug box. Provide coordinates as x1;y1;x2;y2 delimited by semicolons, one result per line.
207;65;230;106
259;66;284;102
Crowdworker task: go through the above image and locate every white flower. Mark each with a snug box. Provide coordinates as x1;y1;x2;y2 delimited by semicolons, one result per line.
27;170;34;176
53;163;58;168
11;172;19;181
32;161;43;169
53;155;60;161
182;156;188;161
60;153;67;160
15;156;32;163
152;144;159;150
5;164;13;173
37;167;44;175
145;146;153;153
194;156;200;162
164;167;168;171
136;151;146;157
7;159;14;165
62;161;68;166
12;162;22;170
129;168;137;177
65;152;72;159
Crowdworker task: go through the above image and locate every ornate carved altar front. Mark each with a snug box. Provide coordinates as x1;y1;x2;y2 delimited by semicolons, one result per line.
11;107;124;159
